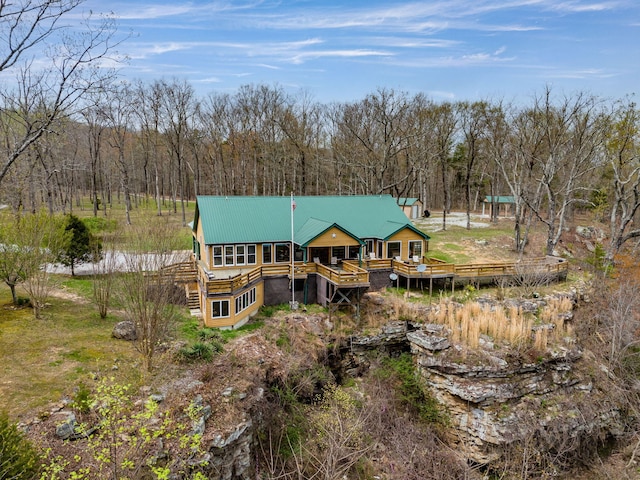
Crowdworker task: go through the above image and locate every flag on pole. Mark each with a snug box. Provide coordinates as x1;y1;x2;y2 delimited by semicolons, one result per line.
291;196;296;211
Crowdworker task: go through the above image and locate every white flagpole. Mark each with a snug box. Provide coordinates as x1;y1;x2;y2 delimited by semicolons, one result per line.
290;192;296;309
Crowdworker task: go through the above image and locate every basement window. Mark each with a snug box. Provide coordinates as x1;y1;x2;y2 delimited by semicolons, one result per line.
211;299;230;318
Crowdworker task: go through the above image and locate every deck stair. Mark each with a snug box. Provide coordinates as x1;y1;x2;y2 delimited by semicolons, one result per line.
187;289;200;310
159;261;198;283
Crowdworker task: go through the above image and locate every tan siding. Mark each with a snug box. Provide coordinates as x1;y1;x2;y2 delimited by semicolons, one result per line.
385;228;425;260
203;282;264;329
308;227;360;248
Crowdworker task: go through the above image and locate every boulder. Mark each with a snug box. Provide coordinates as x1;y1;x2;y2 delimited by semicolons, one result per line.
112;321;137;341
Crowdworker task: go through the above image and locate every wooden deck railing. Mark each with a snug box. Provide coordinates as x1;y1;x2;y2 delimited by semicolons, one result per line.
196;255;568;295
453;256;568;279
319;262;369;285
159;261;197;282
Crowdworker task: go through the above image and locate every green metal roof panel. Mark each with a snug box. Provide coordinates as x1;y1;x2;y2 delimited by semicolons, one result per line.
397;197;420;205
195;195;430;245
295;217;333;245
484;195;515;204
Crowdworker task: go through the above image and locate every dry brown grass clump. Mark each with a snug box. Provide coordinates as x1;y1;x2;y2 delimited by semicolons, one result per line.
428;298;573;351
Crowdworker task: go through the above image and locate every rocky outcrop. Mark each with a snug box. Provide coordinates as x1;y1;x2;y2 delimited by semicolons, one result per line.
208;420;254;480
407;324;620;464
338;292;620;466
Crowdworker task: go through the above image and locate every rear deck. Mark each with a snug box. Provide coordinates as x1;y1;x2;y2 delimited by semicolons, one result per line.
182;255;567;297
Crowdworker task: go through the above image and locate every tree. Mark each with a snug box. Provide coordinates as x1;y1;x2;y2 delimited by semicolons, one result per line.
117;218;190;371
457;100;490;230
0;223;32;305
58;214;101;276
0;1;121;187
91;237;118;319
602;99;640;265
12;210;68;318
330;88;419;196
428;102;458;230
521;88;604;255
157;78;198;225
0;410;42;479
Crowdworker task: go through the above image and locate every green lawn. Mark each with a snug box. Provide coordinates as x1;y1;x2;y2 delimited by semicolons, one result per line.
0;277;197;422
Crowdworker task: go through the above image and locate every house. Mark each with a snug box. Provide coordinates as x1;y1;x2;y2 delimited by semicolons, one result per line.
397;197;424;220
190;195;430;329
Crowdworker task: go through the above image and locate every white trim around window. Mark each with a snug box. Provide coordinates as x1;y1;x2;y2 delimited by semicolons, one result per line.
386;241;401;259
224;245;235;266
213;246;223;266
235;287;257;315
236;244;246;266
247;244;256;264
211;299;230;318
408;240;423;259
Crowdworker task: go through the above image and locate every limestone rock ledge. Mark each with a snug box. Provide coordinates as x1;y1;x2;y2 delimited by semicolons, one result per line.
408;326;621;464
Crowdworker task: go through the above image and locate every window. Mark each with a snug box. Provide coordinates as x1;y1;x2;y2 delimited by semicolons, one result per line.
348;245;360;259
365;239;374;255
331;246;345;260
235;287;257;314
213;246;223;266
224;245;234;266
262;244;272;264
409;240;423;259
211;299;230;318
275;243;290;263
386;241;401;259
236;245;246;266
247;245;256;264
193;238;201;260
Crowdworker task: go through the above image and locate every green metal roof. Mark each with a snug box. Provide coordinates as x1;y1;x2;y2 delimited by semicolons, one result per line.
484;195;515;204
397;197;421;206
194;195;430;245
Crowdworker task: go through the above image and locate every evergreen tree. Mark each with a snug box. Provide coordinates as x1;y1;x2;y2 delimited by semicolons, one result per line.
59;215;102;276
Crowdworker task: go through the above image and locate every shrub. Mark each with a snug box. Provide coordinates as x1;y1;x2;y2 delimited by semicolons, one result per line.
71;382;93;414
380;353;444;424
178;342;214;363
0;411;42;479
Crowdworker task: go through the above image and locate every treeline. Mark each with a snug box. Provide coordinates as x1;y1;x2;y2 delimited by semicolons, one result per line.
1;0;639;265
5;80;640;258
1;80;639;261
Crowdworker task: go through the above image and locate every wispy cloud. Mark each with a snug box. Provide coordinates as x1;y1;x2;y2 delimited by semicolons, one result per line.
546;68;619;79
289;49;393;64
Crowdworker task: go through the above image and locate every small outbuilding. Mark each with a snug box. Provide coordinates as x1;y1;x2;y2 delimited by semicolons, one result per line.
482;195;515;217
397;197;423;220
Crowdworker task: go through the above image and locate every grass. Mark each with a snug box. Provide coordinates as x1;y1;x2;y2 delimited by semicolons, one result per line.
0;283;140;421
416;216;523;264
0;196;196;252
0;272;203;421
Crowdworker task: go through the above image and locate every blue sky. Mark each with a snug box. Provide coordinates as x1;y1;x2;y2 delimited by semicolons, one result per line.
80;0;639;103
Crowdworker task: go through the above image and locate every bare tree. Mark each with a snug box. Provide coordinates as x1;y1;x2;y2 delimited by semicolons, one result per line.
0;2;121;186
429;101;458;230
117;217;189;371
91;235;119;319
457;100;490;230
12;210;68;318
522;88;604;255
330;88;420;196
602;99;640;265
157;78;198;225
101;82;136;225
